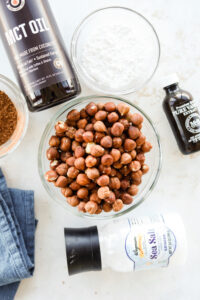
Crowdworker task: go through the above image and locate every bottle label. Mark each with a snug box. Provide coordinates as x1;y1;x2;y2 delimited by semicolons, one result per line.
0;0;74;97
125;215;176;270
172;100;200;144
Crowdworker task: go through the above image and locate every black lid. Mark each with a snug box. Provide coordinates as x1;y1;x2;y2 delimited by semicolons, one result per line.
64;226;102;276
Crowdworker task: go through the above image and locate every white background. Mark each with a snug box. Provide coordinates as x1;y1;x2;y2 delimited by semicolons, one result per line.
0;0;200;299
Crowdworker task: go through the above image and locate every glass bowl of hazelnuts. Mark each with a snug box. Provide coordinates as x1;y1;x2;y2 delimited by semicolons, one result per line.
38;96;161;219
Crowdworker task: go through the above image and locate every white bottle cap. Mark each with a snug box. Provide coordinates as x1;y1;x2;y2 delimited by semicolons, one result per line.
161;73;179;88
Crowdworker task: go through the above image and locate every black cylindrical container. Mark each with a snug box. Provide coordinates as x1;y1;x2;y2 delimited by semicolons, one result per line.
0;0;80;112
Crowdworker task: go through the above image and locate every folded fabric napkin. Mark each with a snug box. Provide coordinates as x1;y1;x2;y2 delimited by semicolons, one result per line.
0;169;36;300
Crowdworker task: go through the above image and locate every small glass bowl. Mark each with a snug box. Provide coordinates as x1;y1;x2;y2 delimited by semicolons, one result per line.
0;74;29;159
38;96;162;219
71;7;160;95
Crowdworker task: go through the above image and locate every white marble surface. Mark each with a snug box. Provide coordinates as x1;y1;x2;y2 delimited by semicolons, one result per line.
0;0;200;299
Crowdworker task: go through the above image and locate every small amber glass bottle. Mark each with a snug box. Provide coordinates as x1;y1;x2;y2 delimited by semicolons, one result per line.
162;74;200;154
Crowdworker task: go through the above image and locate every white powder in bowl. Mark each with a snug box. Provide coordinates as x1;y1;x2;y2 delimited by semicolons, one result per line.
81;24;156;92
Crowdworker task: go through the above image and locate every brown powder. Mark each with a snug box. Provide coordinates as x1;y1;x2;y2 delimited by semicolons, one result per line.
0;91;18;146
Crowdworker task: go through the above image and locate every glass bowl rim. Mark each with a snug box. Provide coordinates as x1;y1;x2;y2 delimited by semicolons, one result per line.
38;95;162;220
71;6;161;95
0;74;29;159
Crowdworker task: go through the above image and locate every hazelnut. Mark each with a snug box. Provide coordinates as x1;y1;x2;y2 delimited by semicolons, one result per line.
77;188;88;199
121;166;131;176
45;170;58;182
83;131;94;143
128;126;140;140
86;182;96;190
142;164;149;174
85;142;96;154
113;162;122;169
114;190;121;199
94;121;107;132
107;112;119;123
86;102;98;116
119;119;129;130
85;201;98;214
131;170;143;185
98;186;111;199
95;207;103;214
97;175;110;187
55;176;68;188
110;168;117;177
122;193;133;205
49;136;60;147
129;161;141;172
74;146;85;158
101;154;114;166
72;141;80;151
94;132;105;143
90;145;105;157
104;102;116;112
46;147;59;160
136;153;145;164
78;201;86;212
120;153;132;165
105;191;116;204
95;110;107;121
55;121;68;133
97;102;105;110
67;167;79;179
66;119;76;127
69;181;81;191
56;163;68;176
117;103;130;116
85;123;94;131
85;155;97;168
90;191;101;204
66;156;75;166
136;135;146;147
130;150;137;160
128;185;138;196
50;160;60;170
66;127;76;139
110;149;121;162
60;151;70;162
121;179;130;190
113;137;122;148
111;122;124;136
131;113;143;125
75;129;85;142
85;168;100;180
100;136;112;148
60;137;71;152
66;196;80;207
109;177;120;190
74;157;85;171
113;199;124;212
102;202;112;212
67;109;80;121
77;119;88;129
124;139;136;152
80;108;88;119
142;142;152;153
99;165;112;175
61;187;73;197
76;174;90;185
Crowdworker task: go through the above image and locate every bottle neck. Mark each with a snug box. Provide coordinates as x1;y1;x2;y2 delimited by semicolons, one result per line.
164;83;180;94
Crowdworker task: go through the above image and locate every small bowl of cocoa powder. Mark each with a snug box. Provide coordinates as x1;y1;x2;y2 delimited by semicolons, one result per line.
0;74;29;159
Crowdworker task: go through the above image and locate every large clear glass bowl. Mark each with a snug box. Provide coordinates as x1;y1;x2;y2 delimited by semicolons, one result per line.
71;7;160;95
38;96;162;219
0;74;29;159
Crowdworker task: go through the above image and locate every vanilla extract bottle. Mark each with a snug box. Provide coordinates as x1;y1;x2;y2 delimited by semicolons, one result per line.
0;0;80;112
162;74;200;154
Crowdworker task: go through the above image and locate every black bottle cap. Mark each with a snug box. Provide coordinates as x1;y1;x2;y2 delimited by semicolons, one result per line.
64;226;102;276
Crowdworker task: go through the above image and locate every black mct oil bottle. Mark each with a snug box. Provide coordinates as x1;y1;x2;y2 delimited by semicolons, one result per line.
163;74;200;154
0;0;80;112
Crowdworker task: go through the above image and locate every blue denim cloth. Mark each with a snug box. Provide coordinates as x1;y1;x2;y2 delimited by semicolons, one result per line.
0;169;36;300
